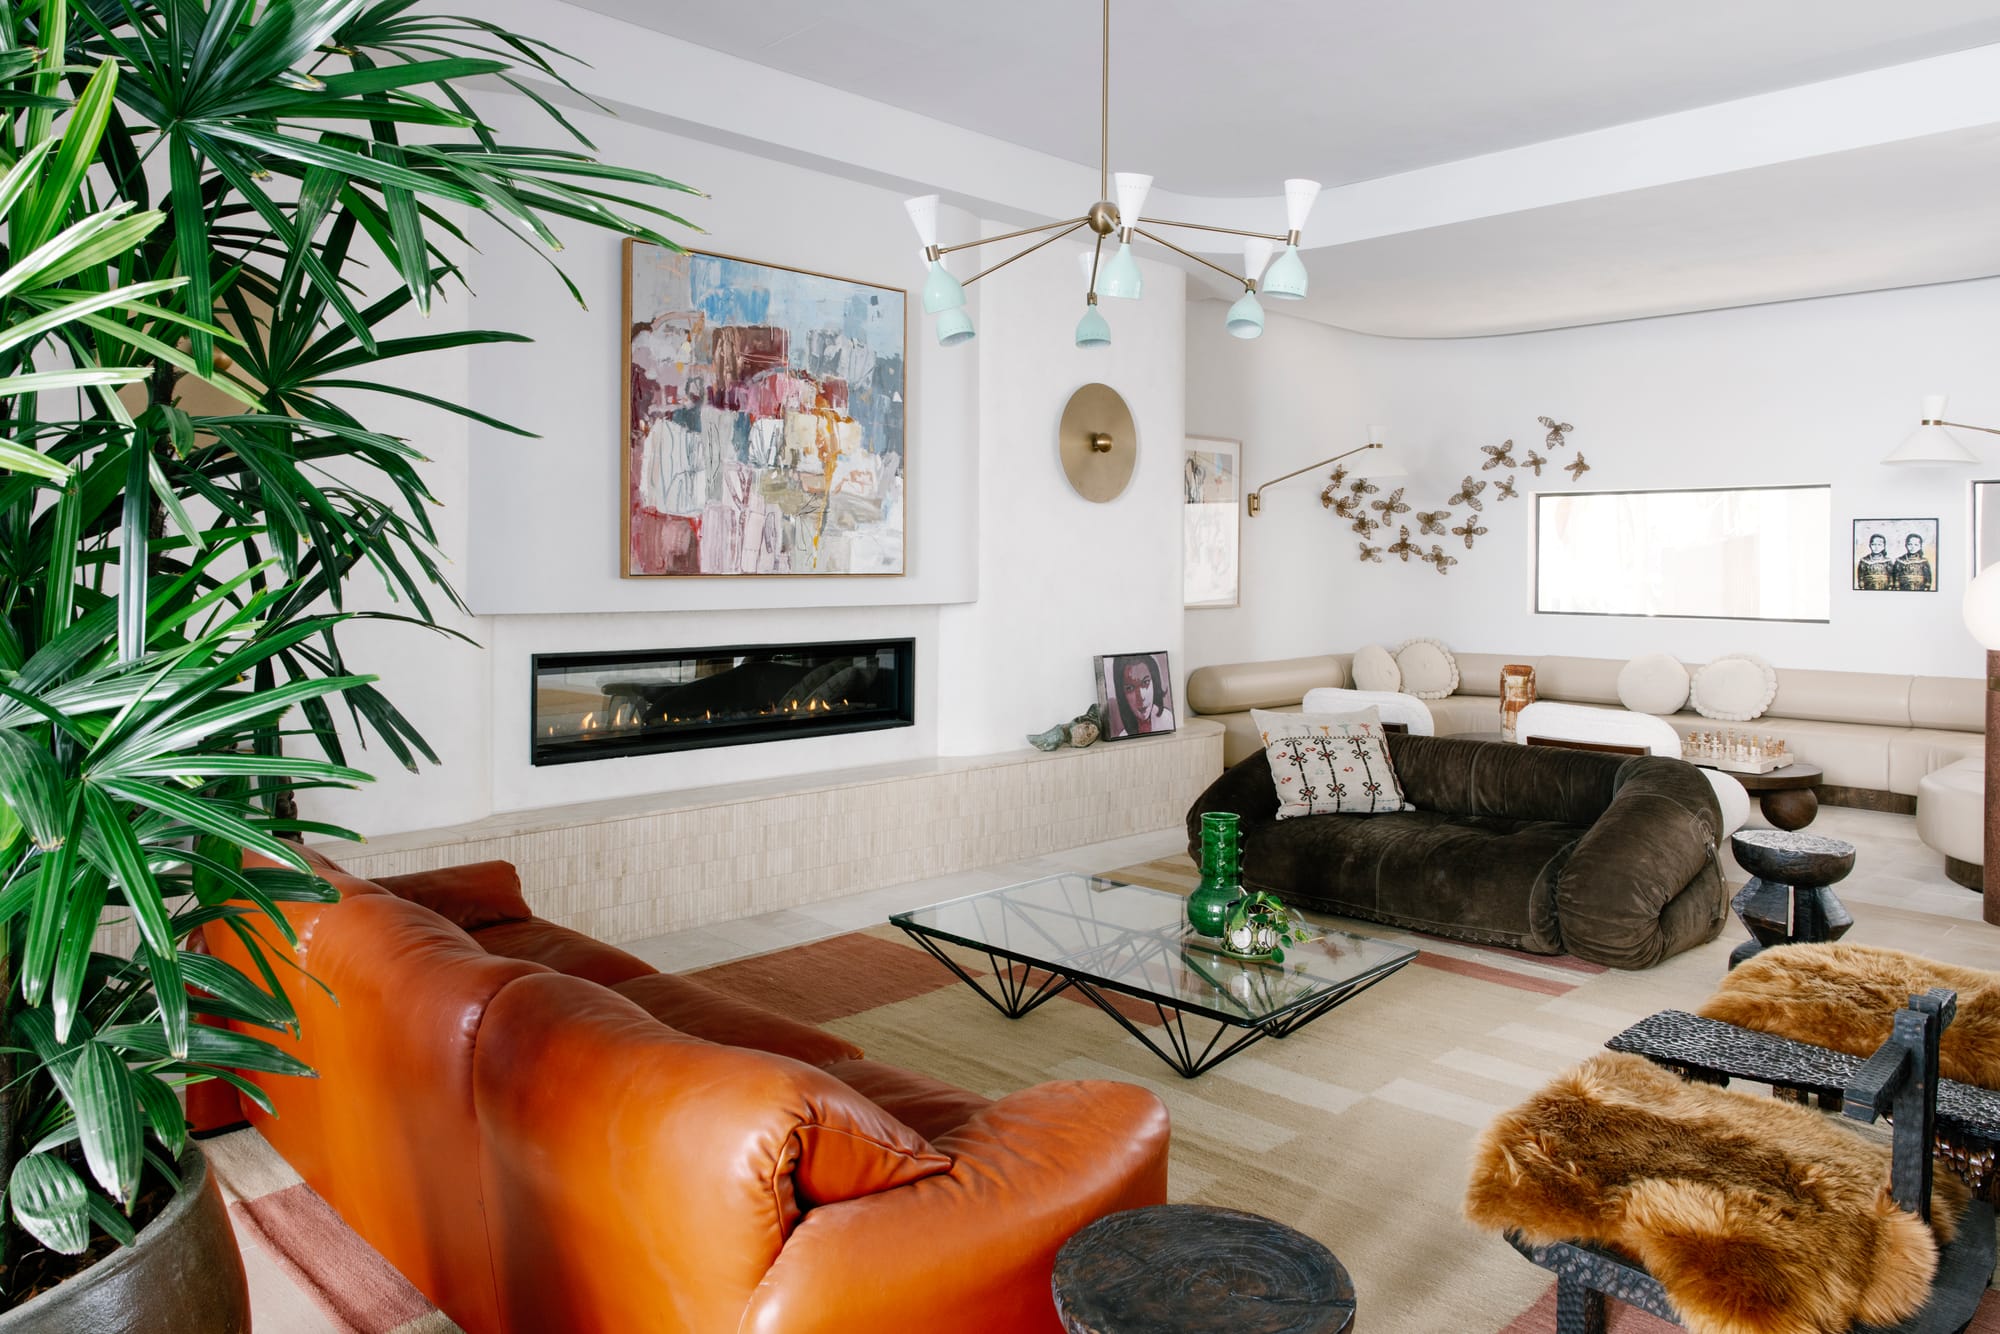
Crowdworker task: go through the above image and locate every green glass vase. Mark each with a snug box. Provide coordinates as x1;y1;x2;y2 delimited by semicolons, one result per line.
1188;811;1242;937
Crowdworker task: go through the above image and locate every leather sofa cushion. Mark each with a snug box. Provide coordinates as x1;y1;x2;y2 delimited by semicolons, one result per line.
821;1057;995;1141
1912;675;1984;732
1768;667;1912;727
1185;655;1348;714
375;860;532;931
473;918;655;987
1532;656;1623;706
295;844;388;900
612;972;862;1068
1890;728;1983;796
1452;653;1515;698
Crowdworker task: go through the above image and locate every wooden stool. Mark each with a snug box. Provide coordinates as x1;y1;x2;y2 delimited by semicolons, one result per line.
1052;1203;1355;1334
1727;828;1855;969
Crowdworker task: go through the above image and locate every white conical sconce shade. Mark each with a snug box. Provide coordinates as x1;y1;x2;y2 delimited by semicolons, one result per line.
1113;172;1152;236
1243;238;1273;284
903;194;940;249
922;261;965;314
1284;179;1322;234
1100;242;1142;299
1885;394;1978;464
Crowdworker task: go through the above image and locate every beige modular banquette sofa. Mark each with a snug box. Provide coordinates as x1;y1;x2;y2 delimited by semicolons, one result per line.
1186;652;1984;813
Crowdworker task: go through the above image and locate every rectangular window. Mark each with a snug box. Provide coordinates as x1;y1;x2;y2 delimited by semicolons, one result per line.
1535;485;1831;622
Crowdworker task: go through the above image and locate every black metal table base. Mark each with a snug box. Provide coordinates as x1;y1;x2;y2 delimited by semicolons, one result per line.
895;924;1409;1078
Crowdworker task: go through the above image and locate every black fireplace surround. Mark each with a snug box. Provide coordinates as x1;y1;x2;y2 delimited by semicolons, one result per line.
531;638;915;766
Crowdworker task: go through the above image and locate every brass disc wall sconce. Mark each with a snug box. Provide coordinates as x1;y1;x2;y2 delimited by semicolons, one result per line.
1059;382;1137;502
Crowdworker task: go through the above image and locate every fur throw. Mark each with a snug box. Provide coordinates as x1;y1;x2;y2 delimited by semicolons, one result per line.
1465;1052;1967;1334
1701;943;2000;1090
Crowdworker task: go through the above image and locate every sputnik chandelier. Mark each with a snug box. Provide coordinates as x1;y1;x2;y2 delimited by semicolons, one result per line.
901;0;1320;349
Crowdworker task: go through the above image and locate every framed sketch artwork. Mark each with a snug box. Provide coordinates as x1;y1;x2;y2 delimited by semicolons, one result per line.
1095;652;1177;740
1852;518;1938;592
622;241;907;577
1184;436;1241;608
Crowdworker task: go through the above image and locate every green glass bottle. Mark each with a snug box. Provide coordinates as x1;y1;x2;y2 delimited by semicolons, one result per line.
1188;811;1242;937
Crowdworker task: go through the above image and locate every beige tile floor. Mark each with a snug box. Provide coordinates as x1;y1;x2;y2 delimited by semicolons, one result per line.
242;803;1997;1331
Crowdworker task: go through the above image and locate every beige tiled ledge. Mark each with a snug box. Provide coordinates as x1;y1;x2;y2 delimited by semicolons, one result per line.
311;721;1226;945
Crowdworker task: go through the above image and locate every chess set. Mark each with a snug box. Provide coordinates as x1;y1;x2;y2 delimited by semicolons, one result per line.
1681;729;1792;774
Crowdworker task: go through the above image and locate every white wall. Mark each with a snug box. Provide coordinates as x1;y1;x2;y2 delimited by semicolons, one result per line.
1186;279;2000;680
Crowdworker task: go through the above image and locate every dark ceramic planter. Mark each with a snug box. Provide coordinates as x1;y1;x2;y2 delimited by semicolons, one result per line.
0;1144;249;1334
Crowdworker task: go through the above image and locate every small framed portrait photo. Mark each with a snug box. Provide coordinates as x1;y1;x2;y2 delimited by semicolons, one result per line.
1853;518;1938;592
1095;652;1177;741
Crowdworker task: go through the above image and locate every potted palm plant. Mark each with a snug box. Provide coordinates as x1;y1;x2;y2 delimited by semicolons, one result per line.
0;3;693;1325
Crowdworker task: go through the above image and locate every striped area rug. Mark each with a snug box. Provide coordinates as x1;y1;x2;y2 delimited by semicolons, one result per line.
204;849;1999;1333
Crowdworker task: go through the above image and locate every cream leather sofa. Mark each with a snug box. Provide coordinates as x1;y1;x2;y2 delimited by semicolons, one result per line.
1187;651;1984;809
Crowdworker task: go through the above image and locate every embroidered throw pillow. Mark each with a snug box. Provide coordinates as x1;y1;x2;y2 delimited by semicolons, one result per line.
1251;707;1408;817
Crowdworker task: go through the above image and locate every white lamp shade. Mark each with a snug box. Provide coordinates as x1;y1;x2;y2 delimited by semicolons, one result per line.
1885;393;1978;464
1283;179;1322;233
1966;563;2000;649
1113;172;1152;232
903;195;939;249
1243;237;1273;282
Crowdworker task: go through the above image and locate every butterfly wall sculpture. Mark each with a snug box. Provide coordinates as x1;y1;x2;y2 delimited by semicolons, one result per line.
1351;513;1379;536
1521;449;1547;476
1494;474;1519;502
1538;416;1573;449
1449;475;1486;510
1328;464;1349;489
1358;541;1382;563
1416;509;1450;535
1564;453;1590;482
1349;476;1379;497
1370;487;1411;520
1330;493;1362;520
1480;440;1517;471
1452;515;1487;548
1422;546;1458;575
1387;525;1420;562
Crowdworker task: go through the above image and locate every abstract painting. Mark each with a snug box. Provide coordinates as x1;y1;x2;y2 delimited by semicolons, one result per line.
1184;436;1240;608
623;242;906;576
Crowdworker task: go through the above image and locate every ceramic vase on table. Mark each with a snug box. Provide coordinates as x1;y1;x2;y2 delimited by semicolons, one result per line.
1188;811;1242;937
1500;663;1537;742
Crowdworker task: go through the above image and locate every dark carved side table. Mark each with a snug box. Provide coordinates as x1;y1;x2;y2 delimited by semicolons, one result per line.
1726;828;1856;970
1052;1204;1355;1334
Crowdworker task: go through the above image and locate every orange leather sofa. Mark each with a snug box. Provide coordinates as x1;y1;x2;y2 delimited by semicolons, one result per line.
193;850;1171;1333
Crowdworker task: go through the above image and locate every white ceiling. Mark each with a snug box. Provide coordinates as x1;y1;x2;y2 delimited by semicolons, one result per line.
570;0;2000;195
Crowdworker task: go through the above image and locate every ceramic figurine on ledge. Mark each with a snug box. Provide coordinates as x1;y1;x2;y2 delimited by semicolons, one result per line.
1028;705;1106;752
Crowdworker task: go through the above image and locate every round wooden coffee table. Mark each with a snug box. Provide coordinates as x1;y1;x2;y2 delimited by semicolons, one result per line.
1052;1204;1355;1334
1726;762;1823;831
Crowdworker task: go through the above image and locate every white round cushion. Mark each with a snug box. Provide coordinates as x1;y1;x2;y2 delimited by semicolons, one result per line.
1689;654;1777;722
1393;638;1458;701
1617;653;1691;716
1703;770;1751;837
1303;687;1435;736
1351;644;1401;693
1917;758;1983;865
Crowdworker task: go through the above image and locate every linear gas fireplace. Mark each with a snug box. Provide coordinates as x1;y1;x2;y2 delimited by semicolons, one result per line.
531;638;915;765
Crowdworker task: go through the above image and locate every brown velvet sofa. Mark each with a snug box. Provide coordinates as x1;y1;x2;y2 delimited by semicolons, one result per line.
189;849;1170;1334
1187;734;1727;969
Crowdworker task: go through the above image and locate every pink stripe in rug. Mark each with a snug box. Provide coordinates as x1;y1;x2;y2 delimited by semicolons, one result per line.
1463;941;1610;974
1416;951;1576;996
229;1185;435;1334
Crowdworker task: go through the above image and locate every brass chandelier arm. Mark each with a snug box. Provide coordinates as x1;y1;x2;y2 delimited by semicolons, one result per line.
965;220;1092;287
1100;0;1110;201
1131;227;1253;289
1937;420;2000;436
1246;443;1382;517
1137;216;1292;245
933;216;1091;259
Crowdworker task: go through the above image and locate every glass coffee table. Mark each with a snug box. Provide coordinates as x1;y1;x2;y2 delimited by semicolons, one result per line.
890;874;1417;1078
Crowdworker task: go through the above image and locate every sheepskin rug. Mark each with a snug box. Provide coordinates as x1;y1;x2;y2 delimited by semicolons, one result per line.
1464;1052;1967;1334
1701;942;2000;1090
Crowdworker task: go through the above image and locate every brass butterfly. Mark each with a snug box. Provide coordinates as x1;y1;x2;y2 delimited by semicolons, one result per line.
1494;474;1519;502
1350;513;1379;536
1330;493;1362;519
1423;546;1458;575
1387;525;1420;562
1327;464;1349;489
1449;475;1486;511
1358;541;1382;563
1369;486;1411;519
1538;416;1574;449
1349;476;1379;497
1564;453;1590;482
1480;439;1516;471
1416;509;1450;535
1452;515;1487;549
1522;450;1548;476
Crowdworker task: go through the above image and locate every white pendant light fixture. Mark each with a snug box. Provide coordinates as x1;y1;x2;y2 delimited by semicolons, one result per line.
901;0;1318;348
1884;394;1997;464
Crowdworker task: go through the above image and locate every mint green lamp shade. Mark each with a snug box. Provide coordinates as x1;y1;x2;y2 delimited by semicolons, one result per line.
1075;301;1111;349
1099;242;1143;299
1261;244;1308;300
1225;291;1264;340
935;306;975;347
922;261;966;314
